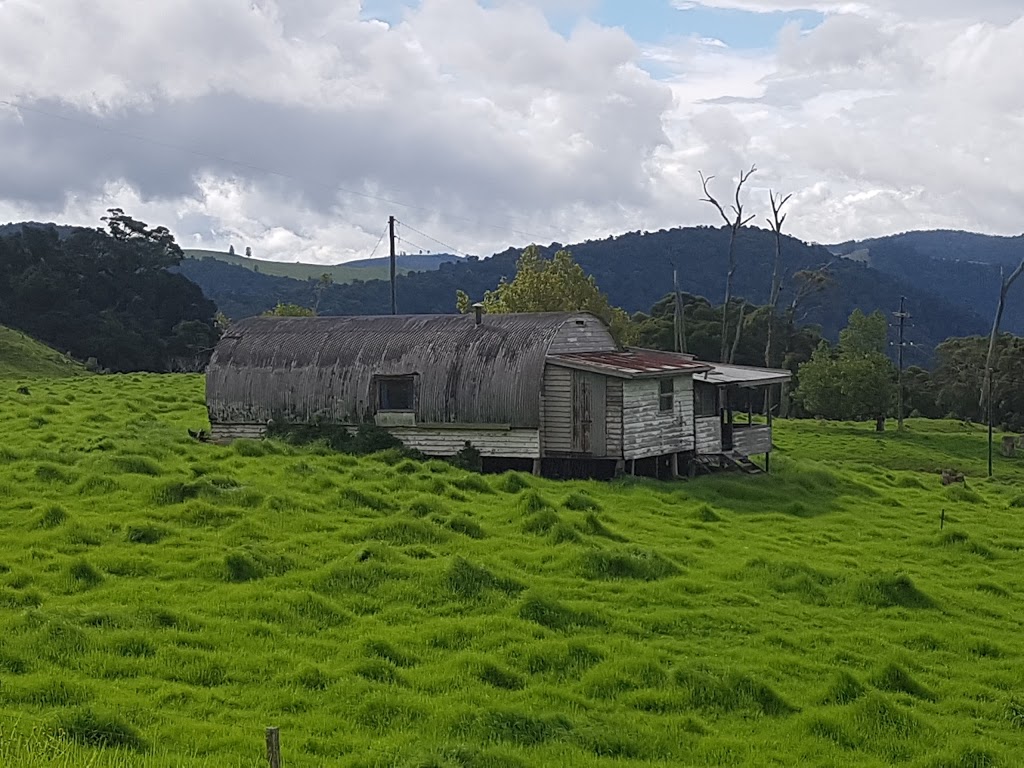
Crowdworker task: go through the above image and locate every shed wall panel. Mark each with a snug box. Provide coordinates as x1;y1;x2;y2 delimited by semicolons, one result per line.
606;379;623;457
541;365;573;453
389;428;540;458
695;416;722;454
622;376;695;460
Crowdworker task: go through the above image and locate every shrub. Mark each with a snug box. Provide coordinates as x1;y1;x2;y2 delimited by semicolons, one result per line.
451;442;483;472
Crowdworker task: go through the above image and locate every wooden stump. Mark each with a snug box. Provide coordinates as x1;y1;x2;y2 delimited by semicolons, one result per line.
1001;436;1017;458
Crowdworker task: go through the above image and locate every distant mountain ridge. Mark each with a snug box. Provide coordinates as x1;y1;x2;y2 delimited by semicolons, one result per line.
829;229;1024;334
176;225;993;359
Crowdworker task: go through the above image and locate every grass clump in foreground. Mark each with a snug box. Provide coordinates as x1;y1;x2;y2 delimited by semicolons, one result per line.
1;376;1024;766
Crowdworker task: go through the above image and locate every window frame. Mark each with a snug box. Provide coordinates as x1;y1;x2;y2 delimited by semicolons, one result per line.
374;375;417;413
658;378;674;413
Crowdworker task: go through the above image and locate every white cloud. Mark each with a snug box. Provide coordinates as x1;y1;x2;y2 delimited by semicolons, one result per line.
0;0;1023;265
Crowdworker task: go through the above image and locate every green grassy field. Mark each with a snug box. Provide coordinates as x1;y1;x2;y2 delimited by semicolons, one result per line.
183;250;395;283
0;326;87;379
1;374;1023;767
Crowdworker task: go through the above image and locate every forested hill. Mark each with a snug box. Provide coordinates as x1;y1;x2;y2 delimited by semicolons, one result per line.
829;229;1024;333
177;225;988;353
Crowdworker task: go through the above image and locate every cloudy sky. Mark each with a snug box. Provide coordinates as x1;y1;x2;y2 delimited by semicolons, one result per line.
1;0;1022;264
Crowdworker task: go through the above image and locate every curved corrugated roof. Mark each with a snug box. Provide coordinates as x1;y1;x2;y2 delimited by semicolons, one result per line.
206;312;611;428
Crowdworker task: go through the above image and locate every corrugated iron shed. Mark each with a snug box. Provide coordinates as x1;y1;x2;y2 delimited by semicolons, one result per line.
206;312;608;428
549;349;713;379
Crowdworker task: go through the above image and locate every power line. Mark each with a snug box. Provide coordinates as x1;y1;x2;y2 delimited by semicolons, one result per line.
366;224;390;261
0;98;554;242
395;220;468;256
395;235;439;255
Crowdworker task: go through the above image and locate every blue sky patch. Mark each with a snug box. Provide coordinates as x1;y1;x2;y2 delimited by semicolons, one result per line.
360;1;825;52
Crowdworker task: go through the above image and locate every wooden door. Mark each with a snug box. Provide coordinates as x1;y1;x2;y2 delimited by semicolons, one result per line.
572;371;606;456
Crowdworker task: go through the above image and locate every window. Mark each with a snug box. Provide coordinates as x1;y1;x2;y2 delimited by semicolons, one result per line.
659;379;674;412
695;382;718;417
376;376;415;411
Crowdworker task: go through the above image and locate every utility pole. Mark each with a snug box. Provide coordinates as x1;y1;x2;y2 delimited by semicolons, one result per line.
388;215;397;315
988;373;994;477
893;296;910;432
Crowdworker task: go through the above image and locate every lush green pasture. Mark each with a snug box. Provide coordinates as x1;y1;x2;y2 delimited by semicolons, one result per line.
1;375;1023;767
0;326;87;379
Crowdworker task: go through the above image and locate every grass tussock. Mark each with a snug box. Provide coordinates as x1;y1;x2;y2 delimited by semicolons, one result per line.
52;708;147;751
853;573;936;610
577;548;679;581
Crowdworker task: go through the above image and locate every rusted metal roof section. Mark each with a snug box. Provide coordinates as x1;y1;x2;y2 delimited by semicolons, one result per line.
206;312;605;428
549;349;713;379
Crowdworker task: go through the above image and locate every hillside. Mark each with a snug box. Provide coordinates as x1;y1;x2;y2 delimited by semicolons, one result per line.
829;231;1024;334
0;325;87;378
831;230;1024;268
183;249;462;284
177;226;990;352
2;375;1024;766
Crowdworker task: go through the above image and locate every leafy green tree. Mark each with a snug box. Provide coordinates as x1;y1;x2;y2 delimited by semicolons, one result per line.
928;334;1024;430
796;310;896;427
263;302;315;317
0;213;218;372
632;292;823;372
456;246;635;343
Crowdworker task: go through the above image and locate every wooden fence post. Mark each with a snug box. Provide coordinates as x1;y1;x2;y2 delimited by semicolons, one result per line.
266;726;281;768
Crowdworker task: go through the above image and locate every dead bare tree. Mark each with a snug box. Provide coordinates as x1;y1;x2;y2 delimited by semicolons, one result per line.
980;257;1024;474
699;165;757;362
764;191;792;370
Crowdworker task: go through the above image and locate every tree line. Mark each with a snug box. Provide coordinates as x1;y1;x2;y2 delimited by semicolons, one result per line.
0;212;220;373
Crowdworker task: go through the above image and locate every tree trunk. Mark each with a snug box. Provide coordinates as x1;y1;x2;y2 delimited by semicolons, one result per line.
720;227;738;362
729;301;745;365
981;259;1024;412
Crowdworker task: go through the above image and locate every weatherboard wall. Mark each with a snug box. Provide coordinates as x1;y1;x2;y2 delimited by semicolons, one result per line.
622;376;694;460
695;416;722;454
541;365;625;459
